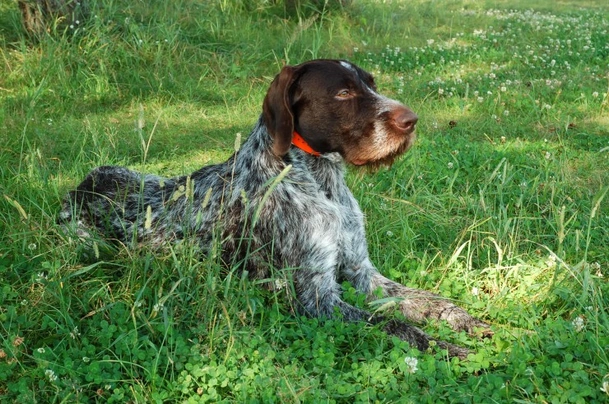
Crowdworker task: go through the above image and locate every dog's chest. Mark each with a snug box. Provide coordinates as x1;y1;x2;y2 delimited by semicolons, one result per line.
310;166;368;266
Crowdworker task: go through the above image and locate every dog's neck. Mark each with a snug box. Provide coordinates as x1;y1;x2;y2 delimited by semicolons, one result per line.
290;132;345;170
292;131;320;157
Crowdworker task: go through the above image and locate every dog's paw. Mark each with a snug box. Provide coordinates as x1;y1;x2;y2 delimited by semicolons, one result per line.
458;317;493;339
435;340;471;360
435;306;492;338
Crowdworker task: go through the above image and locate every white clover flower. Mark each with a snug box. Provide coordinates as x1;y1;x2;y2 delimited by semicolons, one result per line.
572;316;585;332
274;279;287;290
45;369;58;382
37;347;45;354
592;91;599;98
471;287;479;296
591;262;603;278
601;376;609;394
404;357;418;374
70;327;81;339
477;96;484;103
447;162;454;169
82;357;90;363
386;230;394;237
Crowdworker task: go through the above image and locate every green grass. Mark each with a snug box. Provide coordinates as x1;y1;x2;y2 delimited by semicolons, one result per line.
1;0;608;402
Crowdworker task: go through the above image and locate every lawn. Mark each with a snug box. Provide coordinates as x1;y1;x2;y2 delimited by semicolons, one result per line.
0;0;608;402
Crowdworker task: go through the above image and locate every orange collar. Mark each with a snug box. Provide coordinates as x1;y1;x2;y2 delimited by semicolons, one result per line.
292;131;320;156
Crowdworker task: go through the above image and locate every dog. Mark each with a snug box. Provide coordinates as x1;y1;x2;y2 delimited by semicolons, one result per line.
59;59;489;358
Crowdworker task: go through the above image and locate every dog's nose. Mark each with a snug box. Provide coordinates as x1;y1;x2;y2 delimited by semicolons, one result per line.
392;108;418;132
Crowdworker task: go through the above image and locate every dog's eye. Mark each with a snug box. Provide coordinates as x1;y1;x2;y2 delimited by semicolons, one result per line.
336;89;352;99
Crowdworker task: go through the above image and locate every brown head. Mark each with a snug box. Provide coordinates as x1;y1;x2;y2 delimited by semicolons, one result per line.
262;59;418;166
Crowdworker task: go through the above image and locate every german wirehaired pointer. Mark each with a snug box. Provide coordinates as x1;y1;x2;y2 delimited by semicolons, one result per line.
59;59;489;358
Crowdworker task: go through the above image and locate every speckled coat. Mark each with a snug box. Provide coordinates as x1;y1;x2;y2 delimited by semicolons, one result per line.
59;60;489;358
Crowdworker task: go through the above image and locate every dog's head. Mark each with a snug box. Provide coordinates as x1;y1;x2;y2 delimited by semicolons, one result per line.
263;59;417;167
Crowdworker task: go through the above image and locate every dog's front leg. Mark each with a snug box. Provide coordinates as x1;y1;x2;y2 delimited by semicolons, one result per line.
292;267;470;359
369;272;491;335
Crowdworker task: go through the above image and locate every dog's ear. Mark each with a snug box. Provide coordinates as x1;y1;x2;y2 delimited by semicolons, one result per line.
263;65;299;157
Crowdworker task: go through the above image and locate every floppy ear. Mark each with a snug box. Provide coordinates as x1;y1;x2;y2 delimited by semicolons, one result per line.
262;65;298;157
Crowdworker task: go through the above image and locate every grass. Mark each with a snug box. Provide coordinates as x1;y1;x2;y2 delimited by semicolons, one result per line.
0;0;608;402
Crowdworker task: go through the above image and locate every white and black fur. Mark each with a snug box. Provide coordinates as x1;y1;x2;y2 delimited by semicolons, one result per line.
59;60;489;358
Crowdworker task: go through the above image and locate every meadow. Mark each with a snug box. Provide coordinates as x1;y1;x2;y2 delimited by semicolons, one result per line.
0;0;608;402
